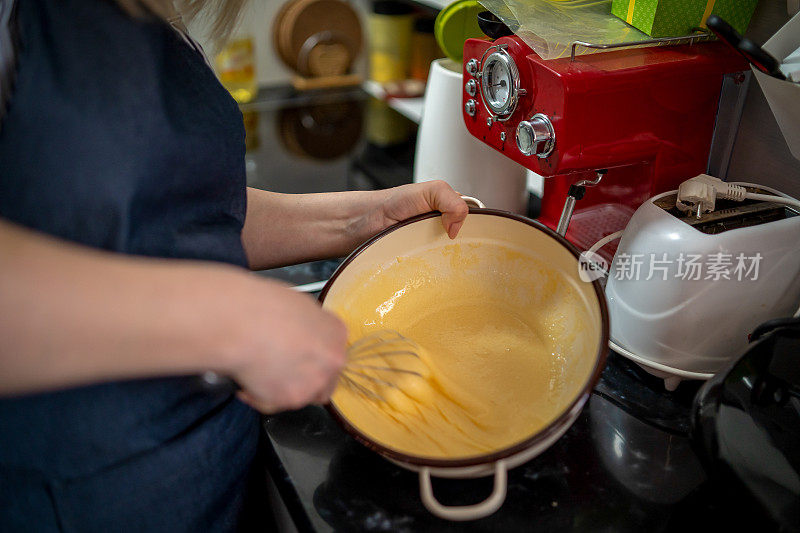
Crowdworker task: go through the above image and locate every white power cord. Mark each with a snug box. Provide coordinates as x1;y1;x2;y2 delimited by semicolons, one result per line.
676;174;800;216
742;192;800;211
587;230;624;257
580;230;625;280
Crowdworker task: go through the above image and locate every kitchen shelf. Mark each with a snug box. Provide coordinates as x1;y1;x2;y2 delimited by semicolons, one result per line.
362;80;425;124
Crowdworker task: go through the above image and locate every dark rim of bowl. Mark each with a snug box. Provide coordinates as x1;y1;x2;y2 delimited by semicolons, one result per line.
319;208;610;469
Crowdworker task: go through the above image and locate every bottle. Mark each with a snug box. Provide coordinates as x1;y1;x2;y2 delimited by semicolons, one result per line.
215;36;257;103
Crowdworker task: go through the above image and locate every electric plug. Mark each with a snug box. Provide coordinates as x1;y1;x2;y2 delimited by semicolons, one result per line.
676;174;747;217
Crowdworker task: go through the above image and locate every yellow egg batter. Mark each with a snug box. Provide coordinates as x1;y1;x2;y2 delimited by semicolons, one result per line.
327;241;598;460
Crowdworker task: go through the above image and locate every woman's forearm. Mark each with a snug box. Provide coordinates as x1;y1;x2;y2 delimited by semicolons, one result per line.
0;219;238;395
241;183;468;270
0;218;350;411
241;188;389;270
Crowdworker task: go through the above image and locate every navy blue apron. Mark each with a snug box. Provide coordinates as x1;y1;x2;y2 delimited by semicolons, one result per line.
0;0;261;530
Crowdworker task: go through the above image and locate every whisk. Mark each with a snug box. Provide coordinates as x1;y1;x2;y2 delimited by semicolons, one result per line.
198;329;424;402
339;329;425;403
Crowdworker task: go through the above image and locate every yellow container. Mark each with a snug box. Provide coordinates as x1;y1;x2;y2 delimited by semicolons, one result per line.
368;2;414;82
215;37;257;103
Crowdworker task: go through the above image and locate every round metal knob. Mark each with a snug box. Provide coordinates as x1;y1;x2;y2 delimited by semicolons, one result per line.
465;100;477;117
515;114;555;158
466;59;479;76
465;79;477;97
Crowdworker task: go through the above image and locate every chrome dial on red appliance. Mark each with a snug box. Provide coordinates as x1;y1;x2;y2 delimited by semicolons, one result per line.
480;48;520;119
516;114;555;158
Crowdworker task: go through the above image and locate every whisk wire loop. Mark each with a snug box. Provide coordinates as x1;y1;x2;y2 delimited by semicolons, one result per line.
338;329;423;403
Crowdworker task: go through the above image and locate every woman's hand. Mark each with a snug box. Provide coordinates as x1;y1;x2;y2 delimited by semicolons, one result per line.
219;276;348;413
373;181;469;239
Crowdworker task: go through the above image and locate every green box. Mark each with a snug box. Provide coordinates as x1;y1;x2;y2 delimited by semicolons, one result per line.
611;0;759;38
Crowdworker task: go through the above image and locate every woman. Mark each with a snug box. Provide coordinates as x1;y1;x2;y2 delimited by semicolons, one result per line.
0;0;468;530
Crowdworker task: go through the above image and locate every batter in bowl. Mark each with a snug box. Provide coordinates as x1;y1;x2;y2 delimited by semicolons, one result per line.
328;241;597;460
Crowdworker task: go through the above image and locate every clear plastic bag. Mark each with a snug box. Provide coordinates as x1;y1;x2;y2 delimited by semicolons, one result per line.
479;0;650;60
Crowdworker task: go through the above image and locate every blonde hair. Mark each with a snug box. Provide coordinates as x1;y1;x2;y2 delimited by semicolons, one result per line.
115;0;248;45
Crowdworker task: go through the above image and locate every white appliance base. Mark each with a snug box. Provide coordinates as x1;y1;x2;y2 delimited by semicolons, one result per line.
609;339;714;391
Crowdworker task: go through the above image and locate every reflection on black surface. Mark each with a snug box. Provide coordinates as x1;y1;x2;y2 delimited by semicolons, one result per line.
242;110;259;150
245;88;416;195
277;102;364;161
364;99;412;148
590;392;705;505
594;351;703;436
350;141;419;192
256;258;342;286
266;406;345;459
694;326;800;531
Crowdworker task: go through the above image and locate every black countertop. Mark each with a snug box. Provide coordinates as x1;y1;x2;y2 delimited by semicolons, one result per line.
245;87;771;532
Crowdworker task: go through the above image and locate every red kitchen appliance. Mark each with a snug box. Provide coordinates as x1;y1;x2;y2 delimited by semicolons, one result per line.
461;35;749;253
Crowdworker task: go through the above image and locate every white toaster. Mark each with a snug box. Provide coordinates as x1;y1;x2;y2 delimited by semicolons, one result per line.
604;187;800;388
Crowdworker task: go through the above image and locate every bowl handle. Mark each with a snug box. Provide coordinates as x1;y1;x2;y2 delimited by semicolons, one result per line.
419;460;507;521
460;195;486;208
